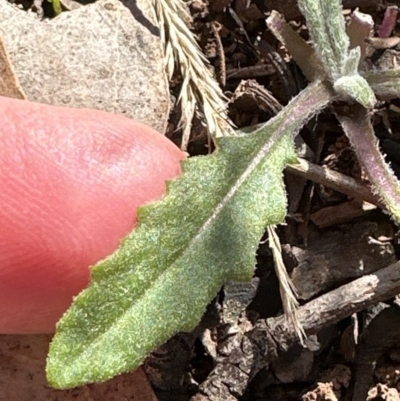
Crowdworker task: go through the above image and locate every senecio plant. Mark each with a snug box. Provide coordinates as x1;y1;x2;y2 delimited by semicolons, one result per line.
47;0;400;388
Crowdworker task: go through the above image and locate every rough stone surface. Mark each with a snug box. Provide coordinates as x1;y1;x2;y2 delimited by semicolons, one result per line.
0;0;169;132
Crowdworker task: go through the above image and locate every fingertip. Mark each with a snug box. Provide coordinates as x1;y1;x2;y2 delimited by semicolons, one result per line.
0;97;184;333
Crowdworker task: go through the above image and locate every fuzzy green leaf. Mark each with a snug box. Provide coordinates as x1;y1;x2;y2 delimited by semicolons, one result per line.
46;82;334;389
297;0;350;79
334;74;376;109
298;0;376;108
343;46;361;76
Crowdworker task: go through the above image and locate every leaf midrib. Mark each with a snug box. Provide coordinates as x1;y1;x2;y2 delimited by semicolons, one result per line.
57;81;334;368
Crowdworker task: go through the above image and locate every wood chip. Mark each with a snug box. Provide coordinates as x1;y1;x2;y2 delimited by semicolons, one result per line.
310;200;376;228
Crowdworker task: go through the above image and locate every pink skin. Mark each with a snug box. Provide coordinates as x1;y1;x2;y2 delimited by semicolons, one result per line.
0;96;185;334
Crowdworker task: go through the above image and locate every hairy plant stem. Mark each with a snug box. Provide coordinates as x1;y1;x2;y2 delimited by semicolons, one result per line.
266;11;325;82
336;104;400;221
251;81;336;140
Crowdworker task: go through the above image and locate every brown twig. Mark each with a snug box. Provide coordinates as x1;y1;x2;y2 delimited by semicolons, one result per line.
193;261;400;401
286;157;384;209
264;261;400;347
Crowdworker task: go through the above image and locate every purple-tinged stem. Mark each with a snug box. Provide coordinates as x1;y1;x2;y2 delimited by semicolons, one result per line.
336;104;400;222
378;6;398;38
346;9;373;63
266;11;325;82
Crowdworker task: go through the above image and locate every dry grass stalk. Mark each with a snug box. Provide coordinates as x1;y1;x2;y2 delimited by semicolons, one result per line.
154;0;234;150
267;225;306;343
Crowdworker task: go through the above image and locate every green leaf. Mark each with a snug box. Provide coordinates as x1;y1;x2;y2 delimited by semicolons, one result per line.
297;0;350;79
343;46;361;76
298;0;376;108
48;0;62;15
46;82;334;389
334;74;376;109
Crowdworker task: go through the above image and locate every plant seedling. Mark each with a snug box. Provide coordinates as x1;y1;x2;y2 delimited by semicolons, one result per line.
47;0;400;389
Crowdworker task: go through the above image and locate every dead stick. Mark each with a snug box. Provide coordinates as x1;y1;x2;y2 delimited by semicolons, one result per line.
193;262;400;401
286;158;384;209
263;261;400;347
